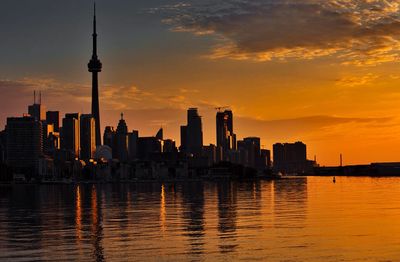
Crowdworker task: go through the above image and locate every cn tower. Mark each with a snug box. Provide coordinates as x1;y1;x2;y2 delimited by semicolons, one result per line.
88;3;102;146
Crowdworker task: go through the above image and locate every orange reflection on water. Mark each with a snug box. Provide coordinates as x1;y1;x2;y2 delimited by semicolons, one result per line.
160;184;167;233
75;185;82;241
91;185;98;231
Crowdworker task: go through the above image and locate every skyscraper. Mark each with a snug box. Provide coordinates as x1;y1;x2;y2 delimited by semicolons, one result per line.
216;109;236;161
80;114;96;160
5;116;43;170
46;111;60;132
28;91;46;121
88;3;102;146
186;108;203;156
61;113;80;158
115;113;129;161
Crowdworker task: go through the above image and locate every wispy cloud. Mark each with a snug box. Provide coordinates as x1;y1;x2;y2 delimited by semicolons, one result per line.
335;73;380;87
156;0;400;65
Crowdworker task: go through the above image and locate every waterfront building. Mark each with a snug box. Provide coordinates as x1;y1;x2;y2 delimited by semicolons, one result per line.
80;114;96;160
216;109;237;161
114;113;129;161
5;116;43;170
61;113;80;158
273;141;309;174
181;108;203;156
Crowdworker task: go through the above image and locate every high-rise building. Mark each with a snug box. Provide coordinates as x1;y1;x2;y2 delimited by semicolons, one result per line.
114;113;129;161
80;114;96;160
5;116;43;170
28;91;46;121
261;149;272;168
61;113;80;157
103;126;115;149
185;108;203;156
273;142;308;174
243;137;261;168
46;111;60;132
88;3;102;146
128;130;139;160
216;109;236;161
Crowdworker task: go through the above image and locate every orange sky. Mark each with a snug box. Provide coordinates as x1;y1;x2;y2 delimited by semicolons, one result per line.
1;0;400;166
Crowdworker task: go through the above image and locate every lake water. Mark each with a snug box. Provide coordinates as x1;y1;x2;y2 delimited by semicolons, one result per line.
0;177;400;261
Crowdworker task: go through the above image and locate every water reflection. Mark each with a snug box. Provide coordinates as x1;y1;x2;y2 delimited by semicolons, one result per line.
90;185;104;261
1;178;400;261
217;181;238;254
160;184;167;233
180;182;205;256
273;177;308;229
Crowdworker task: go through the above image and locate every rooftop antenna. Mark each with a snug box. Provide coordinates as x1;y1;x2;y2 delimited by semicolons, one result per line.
340;153;343;167
39;91;42;105
34;90;36;104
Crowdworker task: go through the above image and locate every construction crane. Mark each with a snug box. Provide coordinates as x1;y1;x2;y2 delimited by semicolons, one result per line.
215;106;230;112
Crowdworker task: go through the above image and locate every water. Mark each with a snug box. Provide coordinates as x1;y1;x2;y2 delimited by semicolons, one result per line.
0;177;400;261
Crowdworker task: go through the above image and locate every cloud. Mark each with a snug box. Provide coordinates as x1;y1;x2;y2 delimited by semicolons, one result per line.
335;73;379;87
157;0;400;65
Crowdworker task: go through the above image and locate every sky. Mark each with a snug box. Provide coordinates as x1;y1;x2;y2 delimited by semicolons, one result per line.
1;0;400;166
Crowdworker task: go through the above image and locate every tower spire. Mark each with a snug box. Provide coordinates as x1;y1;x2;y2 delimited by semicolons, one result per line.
92;2;97;57
88;1;102;146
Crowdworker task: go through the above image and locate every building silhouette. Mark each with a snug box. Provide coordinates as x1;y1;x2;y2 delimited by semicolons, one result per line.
28;91;46;121
114;113;129;161
5;116;43;170
46;111;60;132
61;113;80;158
273;142;312;174
88;3;102;146
181;108;203;156
128;130;139;160
80;114;96;160
216;110;236;161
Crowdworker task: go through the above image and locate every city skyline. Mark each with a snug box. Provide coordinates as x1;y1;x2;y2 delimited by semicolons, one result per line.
2;1;400;165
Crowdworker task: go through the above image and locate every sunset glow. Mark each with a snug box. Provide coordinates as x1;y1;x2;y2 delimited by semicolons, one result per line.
1;0;400;165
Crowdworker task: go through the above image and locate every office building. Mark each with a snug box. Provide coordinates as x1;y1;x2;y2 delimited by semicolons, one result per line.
5;116;43;170
114;113;129;161
216;109;236;161
181;108;203;156
273;142;308;174
46;111;60;132
80;114;96;160
28;91;46;121
61;113;80;157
